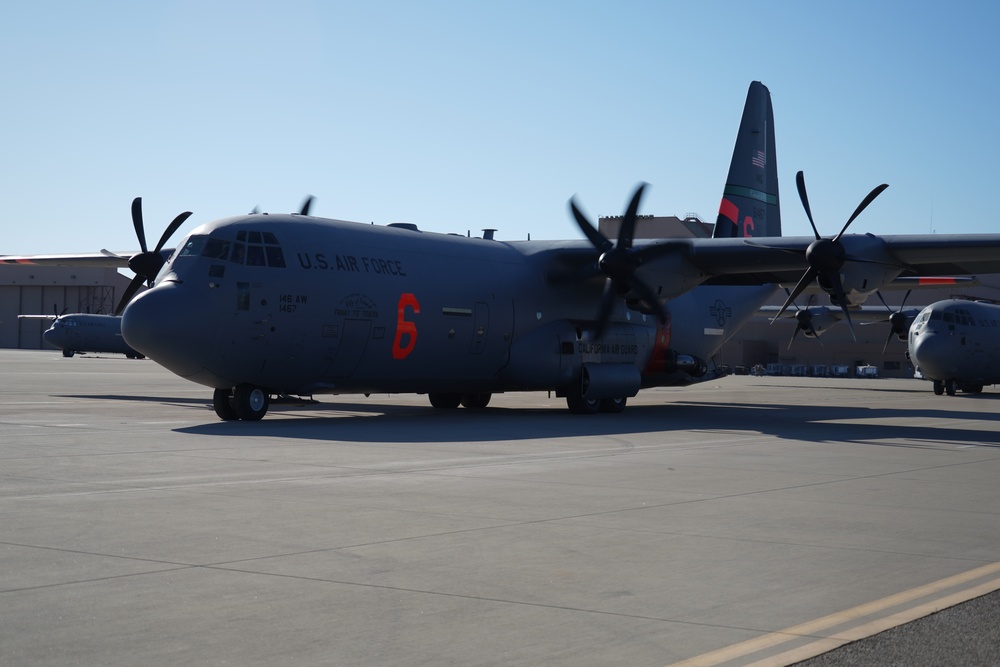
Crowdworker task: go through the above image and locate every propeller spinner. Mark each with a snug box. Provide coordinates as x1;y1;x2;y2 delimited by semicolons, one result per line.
568;184;669;338
114;198;192;315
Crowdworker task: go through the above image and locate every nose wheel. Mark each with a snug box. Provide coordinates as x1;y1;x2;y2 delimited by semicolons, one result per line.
213;385;270;421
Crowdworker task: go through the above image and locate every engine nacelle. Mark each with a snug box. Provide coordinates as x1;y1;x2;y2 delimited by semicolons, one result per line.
581;363;642;400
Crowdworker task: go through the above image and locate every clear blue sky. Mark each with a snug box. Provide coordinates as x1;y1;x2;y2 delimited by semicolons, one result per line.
3;1;998;254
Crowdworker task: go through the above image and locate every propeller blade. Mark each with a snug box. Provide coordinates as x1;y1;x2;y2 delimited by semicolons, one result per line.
153;211;192;254
876;290;891;311
788;326;800;350
593;280;616;339
834;183;889;241
825;273;857;342
795;171;821;240
617;183;647;251
631;276;668;325
131;197;148;253
299;195;314;216
569;198;612;253
771;267;818;323
115;275;145;315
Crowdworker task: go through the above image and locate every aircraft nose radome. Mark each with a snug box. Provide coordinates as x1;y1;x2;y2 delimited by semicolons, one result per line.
41;327;58;347
910;332;954;379
122;284;220;378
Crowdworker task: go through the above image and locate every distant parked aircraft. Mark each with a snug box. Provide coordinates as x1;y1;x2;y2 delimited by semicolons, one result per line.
908;299;1000;395
19;313;143;358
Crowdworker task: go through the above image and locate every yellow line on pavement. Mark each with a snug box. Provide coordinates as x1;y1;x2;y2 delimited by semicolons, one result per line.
667;561;1000;667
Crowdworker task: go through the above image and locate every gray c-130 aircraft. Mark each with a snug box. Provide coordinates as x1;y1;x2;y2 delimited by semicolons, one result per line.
8;81;1000;420
909;299;1000;395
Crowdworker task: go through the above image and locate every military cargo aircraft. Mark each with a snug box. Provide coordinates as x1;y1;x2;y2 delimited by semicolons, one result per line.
908;299;1000;395
17;312;143;358
7;82;1000;420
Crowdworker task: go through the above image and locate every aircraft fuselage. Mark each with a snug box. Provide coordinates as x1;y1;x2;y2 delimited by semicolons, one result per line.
908;299;1000;394
122;215;727;406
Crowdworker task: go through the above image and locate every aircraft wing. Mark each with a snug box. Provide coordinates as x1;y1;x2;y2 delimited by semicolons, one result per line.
0;250;172;269
759;304;917;322
880;235;1000;275
682;234;1000;281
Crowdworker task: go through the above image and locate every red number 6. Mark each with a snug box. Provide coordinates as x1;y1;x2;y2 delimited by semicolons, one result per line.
392;293;420;359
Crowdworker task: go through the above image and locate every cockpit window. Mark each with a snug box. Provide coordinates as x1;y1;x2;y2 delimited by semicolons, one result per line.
230;243;246;264
265;246;285;267
246;245;266;266
179;235;207;256
229;230;285;268
202;238;231;260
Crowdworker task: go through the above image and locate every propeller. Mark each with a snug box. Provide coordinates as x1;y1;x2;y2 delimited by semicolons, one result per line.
780;290;823;349
875;289;913;353
298;195;314;216
114;197;192;315
770;171;889;341
248;196;313;216
567;183;669;338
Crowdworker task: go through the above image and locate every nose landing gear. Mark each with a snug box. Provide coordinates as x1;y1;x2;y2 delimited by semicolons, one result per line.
213;384;270;421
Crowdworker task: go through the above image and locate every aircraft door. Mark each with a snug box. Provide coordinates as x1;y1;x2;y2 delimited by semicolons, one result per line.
326;319;372;378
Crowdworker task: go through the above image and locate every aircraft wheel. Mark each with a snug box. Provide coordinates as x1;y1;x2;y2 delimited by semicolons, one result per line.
599;397;627;413
962;384;984;394
461;393;491;409
565;372;600;414
213;387;240;421
945;379;957;396
62;349;75;358
234;384;270;421
566;394;599;414
933;380;944;396
565;377;599;414
429;393;462;409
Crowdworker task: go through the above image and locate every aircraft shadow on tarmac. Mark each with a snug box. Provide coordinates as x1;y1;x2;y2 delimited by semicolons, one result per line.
154;398;1000;447
56;394;215;406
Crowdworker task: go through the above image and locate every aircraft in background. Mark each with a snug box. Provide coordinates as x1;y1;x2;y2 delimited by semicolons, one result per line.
8;81;1000;420
18;312;143;358
908;299;1000;395
763;300;920;350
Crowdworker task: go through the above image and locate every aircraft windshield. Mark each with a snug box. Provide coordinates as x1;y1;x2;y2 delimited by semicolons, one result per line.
229;230;285;268
175;232;286;269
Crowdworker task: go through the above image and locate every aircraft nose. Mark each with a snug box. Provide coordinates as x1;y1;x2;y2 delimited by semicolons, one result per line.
122;283;220;378
41;325;59;348
910;331;955;379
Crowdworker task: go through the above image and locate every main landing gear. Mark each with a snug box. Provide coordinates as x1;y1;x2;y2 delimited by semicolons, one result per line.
932;379;983;396
214;384;270;421
428;393;492;409
565;389;627;414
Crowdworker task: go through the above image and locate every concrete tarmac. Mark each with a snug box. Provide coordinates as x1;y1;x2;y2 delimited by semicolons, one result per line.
1;349;998;666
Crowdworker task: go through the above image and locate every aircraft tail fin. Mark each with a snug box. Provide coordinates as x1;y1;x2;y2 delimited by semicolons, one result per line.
713;81;781;238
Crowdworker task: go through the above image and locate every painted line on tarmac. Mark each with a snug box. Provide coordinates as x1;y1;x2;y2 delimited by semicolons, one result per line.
666;560;1000;667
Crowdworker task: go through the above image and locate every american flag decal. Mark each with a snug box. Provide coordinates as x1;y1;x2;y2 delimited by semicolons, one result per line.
751;150;766;169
